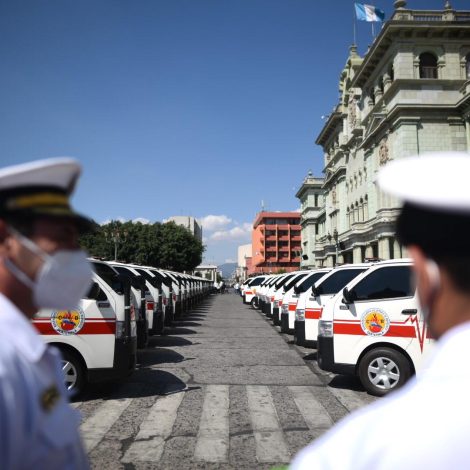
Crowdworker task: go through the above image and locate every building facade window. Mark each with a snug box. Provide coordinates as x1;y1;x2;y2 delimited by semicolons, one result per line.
466;53;470;79
419;52;438;79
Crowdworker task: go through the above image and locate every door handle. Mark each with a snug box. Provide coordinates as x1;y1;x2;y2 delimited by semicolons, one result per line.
401;309;417;315
98;301;111;308
340;304;349;310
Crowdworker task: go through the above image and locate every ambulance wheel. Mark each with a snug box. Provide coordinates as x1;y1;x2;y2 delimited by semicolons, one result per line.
250;298;258;309
358;348;411;397
61;349;86;397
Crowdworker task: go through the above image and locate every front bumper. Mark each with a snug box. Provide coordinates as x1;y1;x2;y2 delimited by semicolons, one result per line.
294;320;305;346
272;308;281;326
280;312;291;333
317;336;355;375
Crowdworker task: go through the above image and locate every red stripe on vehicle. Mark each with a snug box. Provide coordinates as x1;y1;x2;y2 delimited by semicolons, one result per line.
305;308;322;319
334;322;416;338
288;303;297;311
34;320;116;335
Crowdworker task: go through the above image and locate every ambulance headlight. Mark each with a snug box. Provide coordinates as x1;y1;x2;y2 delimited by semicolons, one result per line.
281;304;288;314
295;309;305;321
273;300;279;308
318;320;333;338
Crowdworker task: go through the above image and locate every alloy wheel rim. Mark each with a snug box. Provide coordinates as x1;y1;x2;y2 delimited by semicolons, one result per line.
367;357;400;390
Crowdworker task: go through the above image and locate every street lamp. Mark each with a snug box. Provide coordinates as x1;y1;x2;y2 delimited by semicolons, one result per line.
105;226;128;261
333;229;339;266
327;230;340;266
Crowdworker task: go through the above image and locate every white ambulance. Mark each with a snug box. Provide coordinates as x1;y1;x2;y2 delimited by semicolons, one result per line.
33;259;137;396
295;264;369;347
317;259;433;396
271;273;299;325
265;273;291;319
277;271;310;331
255;275;275;312
108;262;151;348
281;269;330;334
242;275;267;307
259;275;279;315
133;266;168;333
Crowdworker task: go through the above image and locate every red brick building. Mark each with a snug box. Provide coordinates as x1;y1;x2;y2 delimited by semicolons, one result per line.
249;212;301;274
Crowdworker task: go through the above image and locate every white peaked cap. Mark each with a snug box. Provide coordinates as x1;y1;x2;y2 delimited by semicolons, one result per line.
378;151;470;213
0;157;81;194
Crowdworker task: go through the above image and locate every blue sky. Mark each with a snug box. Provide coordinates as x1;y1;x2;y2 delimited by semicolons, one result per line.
0;0;466;265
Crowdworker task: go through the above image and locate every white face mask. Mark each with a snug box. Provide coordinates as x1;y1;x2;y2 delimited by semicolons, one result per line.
4;226;93;310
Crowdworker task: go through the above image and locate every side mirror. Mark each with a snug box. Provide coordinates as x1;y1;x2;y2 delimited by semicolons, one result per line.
342;287;357;304
311;286;319;298
86;282;101;300
293;285;300;295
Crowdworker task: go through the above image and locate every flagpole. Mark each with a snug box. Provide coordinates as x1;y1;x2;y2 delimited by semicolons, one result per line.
353;4;357;45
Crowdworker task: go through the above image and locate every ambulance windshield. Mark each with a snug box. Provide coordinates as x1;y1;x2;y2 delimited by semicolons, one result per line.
92;262;125;294
316;268;366;296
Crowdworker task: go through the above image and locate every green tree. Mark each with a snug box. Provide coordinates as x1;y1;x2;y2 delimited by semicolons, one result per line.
79;220;204;271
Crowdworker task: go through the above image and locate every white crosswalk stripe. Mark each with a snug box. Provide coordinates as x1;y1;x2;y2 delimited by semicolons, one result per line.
194;384;230;462
80;398;132;452
78;384;370;464
289;386;333;430
246;385;290;463
122;391;185;463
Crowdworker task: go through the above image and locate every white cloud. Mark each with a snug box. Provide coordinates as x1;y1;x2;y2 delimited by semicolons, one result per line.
199;215;232;231
210;223;252;242
100;217;126;225
133;217;150;225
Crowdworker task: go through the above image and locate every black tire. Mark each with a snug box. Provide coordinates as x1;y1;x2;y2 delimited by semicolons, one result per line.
60;349;86;397
250;297;258;309
358;347;411;397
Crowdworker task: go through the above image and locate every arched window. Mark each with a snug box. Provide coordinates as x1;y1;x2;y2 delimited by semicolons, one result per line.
389;65;394;82
419;52;438;79
466;53;470;79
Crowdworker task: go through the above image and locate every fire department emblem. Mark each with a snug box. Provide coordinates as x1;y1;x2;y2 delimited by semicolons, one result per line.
51;308;85;335
361;308;390;336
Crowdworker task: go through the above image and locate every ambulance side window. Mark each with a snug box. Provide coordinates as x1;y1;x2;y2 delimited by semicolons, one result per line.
353;266;413;301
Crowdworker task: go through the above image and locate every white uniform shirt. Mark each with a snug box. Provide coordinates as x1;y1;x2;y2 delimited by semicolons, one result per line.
291;321;470;470
0;294;88;469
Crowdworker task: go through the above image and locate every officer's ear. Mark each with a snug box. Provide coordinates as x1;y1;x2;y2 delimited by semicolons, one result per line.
408;245;441;306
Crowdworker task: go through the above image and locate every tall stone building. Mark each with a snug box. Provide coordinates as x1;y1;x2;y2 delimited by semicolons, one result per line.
296;171;324;268
166;216;203;242
308;0;470;268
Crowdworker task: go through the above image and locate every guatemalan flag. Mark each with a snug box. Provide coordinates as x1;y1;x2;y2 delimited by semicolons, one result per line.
355;3;385;22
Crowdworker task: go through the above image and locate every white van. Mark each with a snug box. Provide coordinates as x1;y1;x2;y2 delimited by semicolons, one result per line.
295;264;369;347
108;262;151;348
317;259;433;396
243;276;267;307
255;275;275;312
281;269;330;334
33;259;137;395
132;266;167;334
260;275;279;315
271;273;299;325
276;271;310;330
